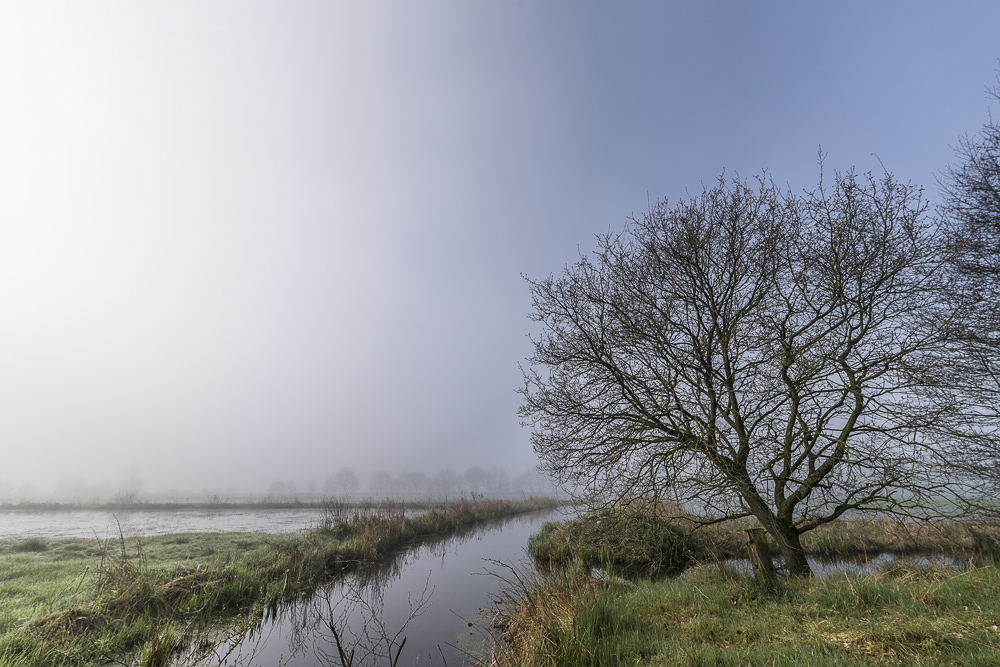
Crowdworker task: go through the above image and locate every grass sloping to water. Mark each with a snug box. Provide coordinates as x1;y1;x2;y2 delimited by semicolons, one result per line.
0;497;557;667
514;507;1000;665
492;560;1000;666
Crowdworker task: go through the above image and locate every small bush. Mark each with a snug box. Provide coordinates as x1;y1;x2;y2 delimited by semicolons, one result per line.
529;506;692;577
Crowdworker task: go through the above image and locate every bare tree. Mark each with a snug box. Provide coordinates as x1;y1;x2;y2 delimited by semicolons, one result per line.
324;467;361;497
370;469;394;496
939;68;1000;490
520;167;997;576
940;69;1000;292
267;479;297;499
463;466;487;495
486;467;510;496
429;467;460;496
396;471;427;496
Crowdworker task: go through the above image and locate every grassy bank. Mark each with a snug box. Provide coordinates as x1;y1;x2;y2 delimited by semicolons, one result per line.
0;497;557;667
529;506;1000;576
529;508;694;578
491;560;1000;666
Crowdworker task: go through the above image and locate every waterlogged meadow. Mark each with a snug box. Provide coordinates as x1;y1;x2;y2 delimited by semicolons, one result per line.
0;498;558;667
6;499;1000;667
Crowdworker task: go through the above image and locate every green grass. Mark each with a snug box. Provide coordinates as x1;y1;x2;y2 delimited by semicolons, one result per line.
493;560;1000;666
516;507;1000;665
0;497;558;667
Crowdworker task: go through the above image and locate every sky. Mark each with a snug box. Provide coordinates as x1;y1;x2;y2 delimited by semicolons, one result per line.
1;2;999;498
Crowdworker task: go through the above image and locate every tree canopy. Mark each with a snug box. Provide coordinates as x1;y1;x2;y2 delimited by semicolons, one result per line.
939;70;1000;491
521;168;998;576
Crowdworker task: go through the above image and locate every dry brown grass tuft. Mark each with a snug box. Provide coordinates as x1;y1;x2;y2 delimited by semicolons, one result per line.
874;561;959;584
160;570;214;603
30;607;103;644
804;517;1000;556
485;560;604;667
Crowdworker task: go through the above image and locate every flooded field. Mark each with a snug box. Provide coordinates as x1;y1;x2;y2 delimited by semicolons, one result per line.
0;507;329;539
2;504;971;666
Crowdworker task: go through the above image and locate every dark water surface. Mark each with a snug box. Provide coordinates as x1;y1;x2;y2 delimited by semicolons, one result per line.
196;508;565;667
712;551;962;579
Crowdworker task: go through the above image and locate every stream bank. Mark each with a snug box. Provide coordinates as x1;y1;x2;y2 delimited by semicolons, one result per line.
0;498;559;667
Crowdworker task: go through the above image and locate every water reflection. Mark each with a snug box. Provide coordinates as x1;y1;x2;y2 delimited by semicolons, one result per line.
189;509;562;667
700;552;964;579
172;509;971;666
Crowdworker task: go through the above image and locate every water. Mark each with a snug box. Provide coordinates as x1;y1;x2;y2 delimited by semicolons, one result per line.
195;508;565;667
0;508;327;539
692;551;963;580
6;507;965;665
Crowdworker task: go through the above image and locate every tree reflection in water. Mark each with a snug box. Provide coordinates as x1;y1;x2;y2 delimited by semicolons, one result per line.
192;515;536;666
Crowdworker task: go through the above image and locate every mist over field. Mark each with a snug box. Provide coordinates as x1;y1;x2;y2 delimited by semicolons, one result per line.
1;2;998;501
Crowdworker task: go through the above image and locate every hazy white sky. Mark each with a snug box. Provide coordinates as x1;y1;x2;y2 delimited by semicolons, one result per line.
1;2;998;497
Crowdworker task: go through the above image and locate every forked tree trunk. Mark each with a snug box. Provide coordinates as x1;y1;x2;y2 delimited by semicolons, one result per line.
770;525;812;577
742;492;814;577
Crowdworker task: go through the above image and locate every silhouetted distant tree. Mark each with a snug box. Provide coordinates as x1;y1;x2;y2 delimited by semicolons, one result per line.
521;166;1000;576
267;479;297;498
429;468;460;496
512;468;554;495
486;467;510;495
370;469;393;495
397;471;427;495
324;467;360;496
463;467;487;494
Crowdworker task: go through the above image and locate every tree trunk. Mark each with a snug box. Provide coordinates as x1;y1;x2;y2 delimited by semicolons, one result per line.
771;526;812;577
740;490;813;577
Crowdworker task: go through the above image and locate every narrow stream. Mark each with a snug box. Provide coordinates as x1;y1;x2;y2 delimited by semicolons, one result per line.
194;508;566;667
94;506;964;666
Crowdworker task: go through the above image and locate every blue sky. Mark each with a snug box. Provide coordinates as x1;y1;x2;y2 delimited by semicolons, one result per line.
0;2;998;496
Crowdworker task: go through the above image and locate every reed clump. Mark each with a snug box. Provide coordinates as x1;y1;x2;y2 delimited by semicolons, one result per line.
529;505;693;577
802;518;1000;557
490;563;594;664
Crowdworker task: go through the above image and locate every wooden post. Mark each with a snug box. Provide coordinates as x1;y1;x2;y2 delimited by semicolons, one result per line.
744;528;778;586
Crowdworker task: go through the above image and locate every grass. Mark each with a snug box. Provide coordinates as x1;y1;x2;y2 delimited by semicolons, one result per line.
490;559;1000;666
0;497;557;667
529;507;693;577
502;504;1000;666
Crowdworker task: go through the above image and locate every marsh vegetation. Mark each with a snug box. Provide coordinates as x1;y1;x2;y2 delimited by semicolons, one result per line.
0;497;557;666
528;505;1000;578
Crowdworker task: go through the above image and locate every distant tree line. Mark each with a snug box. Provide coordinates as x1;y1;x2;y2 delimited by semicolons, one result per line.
310;465;556;498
